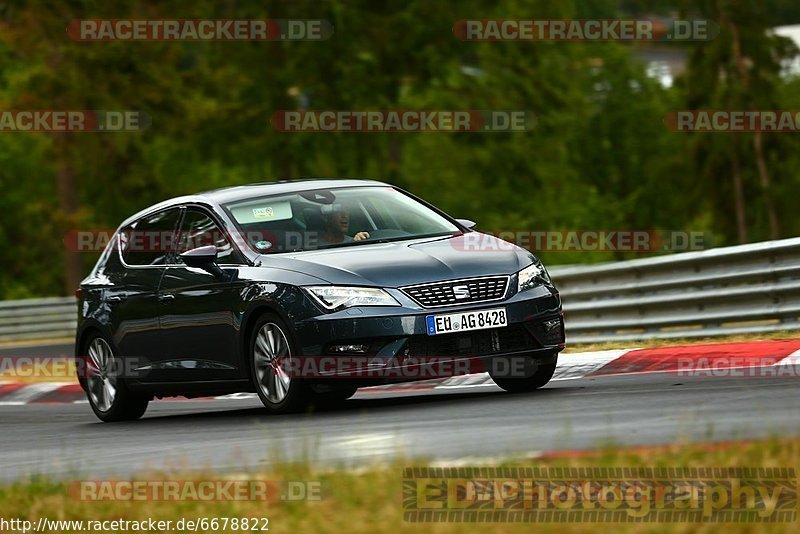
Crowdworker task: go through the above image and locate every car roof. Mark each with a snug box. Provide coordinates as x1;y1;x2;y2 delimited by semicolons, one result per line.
120;178;390;227
198;178;389;204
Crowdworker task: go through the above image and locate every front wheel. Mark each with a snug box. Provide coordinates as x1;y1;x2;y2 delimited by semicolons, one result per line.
81;335;149;422
489;354;558;393
249;314;310;414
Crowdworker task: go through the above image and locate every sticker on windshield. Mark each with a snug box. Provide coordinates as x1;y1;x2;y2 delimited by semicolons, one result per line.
230;200;293;224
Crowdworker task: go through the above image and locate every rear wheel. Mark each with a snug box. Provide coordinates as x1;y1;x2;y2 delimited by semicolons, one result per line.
489;353;558;393
250;314;310;414
82;336;149;422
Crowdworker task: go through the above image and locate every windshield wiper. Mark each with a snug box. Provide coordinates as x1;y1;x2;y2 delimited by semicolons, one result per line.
315;231;459;250
256;232;461;254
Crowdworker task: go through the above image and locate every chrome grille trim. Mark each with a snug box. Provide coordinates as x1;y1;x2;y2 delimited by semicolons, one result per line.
400;275;511;308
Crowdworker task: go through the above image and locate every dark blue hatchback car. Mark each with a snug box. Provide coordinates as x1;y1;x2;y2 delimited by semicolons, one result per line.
76;179;564;421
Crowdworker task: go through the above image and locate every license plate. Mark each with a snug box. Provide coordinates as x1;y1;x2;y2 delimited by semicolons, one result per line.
426;307;507;336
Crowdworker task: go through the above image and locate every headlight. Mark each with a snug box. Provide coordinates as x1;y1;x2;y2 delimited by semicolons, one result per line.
305;286;400;311
517;260;551;292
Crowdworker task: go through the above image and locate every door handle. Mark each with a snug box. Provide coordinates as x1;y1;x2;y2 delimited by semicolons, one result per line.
106;296;122;303
158;293;175;302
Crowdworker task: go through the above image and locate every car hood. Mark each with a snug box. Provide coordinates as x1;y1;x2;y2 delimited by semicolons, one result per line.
258;233;536;287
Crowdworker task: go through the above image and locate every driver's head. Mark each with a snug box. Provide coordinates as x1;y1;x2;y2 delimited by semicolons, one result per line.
321;204;349;235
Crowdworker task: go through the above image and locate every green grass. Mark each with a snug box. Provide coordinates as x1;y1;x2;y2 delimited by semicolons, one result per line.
1;438;798;533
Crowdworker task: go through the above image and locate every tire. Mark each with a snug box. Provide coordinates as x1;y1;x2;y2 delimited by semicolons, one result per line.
80;335;149;422
489;353;558;393
249;313;311;414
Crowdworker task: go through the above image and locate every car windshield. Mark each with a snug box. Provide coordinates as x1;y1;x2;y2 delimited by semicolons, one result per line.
223;186;462;253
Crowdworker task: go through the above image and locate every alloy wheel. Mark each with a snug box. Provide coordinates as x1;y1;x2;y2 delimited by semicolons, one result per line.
86;337;118;412
253;322;292;403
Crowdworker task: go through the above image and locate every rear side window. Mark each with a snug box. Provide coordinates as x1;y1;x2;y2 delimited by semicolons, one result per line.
175;209;238;265
121;209;181;266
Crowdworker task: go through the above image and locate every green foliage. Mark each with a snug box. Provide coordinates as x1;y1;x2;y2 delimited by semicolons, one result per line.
0;0;798;296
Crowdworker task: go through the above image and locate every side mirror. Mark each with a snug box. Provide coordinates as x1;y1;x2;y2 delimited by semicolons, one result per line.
456;218;477;230
179;245;224;277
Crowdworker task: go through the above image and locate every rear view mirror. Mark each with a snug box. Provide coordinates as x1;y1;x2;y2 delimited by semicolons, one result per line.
179;245;224;277
456;218;477;229
180;245;217;266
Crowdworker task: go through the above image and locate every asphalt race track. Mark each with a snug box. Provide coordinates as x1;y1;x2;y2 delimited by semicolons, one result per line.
1;342;799;482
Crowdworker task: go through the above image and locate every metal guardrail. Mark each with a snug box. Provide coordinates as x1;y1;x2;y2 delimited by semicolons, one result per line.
0;296;76;342
549;237;800;343
1;237;799;345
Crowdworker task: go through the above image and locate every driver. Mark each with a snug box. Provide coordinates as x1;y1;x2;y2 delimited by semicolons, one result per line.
318;204;370;245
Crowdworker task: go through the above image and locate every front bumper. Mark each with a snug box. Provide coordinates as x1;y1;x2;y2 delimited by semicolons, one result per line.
292;284;564;384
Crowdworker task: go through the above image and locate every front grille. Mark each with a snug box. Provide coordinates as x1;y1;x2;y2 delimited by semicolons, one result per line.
406;325;537;358
401;276;510;308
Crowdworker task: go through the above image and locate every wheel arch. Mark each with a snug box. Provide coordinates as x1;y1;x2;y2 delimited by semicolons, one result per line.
240;301;302;368
75;319;115;357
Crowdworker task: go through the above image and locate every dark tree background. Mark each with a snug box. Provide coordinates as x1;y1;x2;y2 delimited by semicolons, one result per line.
0;0;798;297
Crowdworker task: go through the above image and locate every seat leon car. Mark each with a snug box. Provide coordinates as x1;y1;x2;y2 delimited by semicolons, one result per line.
75;179;564;421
